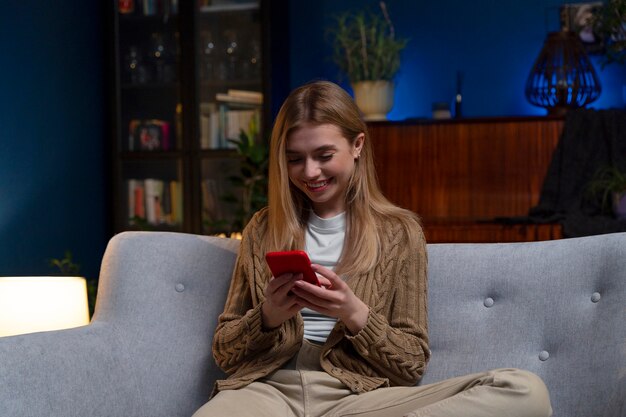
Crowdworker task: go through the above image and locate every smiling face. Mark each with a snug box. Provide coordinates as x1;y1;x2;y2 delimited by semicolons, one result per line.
286;124;364;218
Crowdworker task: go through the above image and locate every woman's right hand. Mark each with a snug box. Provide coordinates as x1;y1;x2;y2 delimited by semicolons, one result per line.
261;273;303;329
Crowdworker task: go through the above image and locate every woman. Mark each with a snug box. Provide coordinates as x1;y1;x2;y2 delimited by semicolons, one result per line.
193;81;552;417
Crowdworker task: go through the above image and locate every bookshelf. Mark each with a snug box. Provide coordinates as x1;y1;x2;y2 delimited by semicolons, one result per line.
109;0;287;236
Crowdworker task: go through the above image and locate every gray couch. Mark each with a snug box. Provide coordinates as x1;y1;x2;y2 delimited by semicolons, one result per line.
1;231;624;417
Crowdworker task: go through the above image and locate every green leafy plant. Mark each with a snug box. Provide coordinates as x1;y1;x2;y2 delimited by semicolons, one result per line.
48;250;81;276
586;164;626;214
129;215;154;231
593;0;626;67
48;251;97;318
222;129;269;232
327;1;408;82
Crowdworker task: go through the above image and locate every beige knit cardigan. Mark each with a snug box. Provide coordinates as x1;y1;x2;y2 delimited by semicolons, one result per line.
212;208;429;395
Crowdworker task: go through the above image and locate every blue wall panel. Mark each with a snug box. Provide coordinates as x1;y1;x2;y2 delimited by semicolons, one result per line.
0;1;106;279
289;0;626;120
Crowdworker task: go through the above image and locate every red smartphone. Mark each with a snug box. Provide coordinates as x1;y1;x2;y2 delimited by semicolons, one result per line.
265;250;321;286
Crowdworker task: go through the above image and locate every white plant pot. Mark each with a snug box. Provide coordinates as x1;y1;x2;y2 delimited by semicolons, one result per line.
352;81;394;121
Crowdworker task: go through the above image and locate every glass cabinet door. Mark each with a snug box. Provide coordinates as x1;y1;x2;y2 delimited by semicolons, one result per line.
195;1;263;235
110;0;285;236
113;1;184;232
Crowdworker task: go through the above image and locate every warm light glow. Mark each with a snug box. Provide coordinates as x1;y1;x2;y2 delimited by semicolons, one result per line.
215;232;243;240
0;276;90;337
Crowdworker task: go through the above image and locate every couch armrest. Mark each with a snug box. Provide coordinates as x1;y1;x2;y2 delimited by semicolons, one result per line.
0;232;239;417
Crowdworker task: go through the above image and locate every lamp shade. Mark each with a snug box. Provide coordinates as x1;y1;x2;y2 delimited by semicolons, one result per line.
525;31;601;115
0;276;90;337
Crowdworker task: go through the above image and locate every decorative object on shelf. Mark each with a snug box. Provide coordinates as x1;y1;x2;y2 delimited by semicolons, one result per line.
525;31;602;116
586;164;626;219
150;32;176;83
593;0;626;67
327;2;408;120
128;119;172;151
0;276;90;337
119;0;134;14
454;70;463;118
200;30;217;80
560;2;605;55
123;45;149;84
432;102;451;120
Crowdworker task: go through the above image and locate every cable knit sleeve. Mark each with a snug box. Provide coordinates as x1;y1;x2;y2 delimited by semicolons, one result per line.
345;220;429;387
211;210;293;375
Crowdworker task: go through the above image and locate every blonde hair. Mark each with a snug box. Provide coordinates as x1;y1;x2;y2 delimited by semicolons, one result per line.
266;80;420;277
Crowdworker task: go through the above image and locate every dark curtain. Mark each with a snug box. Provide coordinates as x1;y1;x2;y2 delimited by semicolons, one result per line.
504;108;626;237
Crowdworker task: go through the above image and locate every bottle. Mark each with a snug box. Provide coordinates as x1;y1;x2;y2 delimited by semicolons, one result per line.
455;71;463;119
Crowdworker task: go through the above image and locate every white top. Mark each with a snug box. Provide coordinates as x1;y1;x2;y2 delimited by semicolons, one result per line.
302;211;345;343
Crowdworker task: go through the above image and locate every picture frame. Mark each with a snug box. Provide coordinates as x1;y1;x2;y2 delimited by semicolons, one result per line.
560;2;605;54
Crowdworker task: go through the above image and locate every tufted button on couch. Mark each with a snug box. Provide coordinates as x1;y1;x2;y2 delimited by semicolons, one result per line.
0;231;624;417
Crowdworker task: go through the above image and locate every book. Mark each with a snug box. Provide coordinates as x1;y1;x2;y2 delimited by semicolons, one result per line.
202;179;221;223
199;102;220;149
171;181;183;224
133;182;145;220
227;89;263;101
144;178;164;225
215;89;263;105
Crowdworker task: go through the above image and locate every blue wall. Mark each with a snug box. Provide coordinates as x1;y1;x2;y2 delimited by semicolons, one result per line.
0;1;623;281
0;1;107;279
289;0;626;120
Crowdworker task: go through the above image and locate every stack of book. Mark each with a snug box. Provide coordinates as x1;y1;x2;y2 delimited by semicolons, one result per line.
127;178;183;226
218;90;262;148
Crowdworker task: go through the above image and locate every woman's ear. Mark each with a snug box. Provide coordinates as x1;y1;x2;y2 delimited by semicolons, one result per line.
353;133;365;158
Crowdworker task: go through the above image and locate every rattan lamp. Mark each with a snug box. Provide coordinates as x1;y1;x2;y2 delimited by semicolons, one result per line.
525;31;602;116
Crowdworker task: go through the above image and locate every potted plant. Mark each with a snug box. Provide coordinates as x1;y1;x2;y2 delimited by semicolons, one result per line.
587;165;626;219
327;2;408;120
205;123;268;235
49;251;98;318
593;0;626;67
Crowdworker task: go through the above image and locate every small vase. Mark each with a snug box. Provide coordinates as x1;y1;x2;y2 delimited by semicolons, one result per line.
612;191;626;220
352;80;394;121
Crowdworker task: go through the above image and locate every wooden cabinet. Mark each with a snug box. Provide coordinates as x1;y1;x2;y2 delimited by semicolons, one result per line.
368;116;565;243
108;0;287;236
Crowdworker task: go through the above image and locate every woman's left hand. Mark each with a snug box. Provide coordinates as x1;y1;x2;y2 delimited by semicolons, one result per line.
291;264;369;335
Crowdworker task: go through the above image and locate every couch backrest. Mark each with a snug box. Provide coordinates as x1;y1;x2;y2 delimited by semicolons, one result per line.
424;233;626;417
1;232;624;417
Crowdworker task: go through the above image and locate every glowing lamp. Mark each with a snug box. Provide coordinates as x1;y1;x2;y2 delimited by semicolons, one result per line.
0;276;90;337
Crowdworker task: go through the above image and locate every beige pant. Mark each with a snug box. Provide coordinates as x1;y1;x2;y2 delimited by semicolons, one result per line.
193;340;552;417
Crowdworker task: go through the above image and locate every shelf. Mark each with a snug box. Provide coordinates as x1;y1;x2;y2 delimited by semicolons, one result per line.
120;151;184;160
121;82;179;90
200;79;261;89
199;148;237;155
198;2;259;14
119;13;178;24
